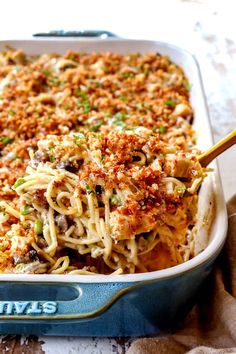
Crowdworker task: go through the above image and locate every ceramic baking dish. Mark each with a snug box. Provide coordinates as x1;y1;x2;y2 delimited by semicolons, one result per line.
0;38;228;336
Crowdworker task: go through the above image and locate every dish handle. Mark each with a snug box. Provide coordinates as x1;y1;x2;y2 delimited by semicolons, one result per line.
0;281;133;320
33;30;118;38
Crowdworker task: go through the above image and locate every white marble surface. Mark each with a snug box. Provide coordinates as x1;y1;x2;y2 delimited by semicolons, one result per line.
0;0;235;352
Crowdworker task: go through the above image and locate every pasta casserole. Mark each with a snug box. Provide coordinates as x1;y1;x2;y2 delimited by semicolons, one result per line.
0;49;207;274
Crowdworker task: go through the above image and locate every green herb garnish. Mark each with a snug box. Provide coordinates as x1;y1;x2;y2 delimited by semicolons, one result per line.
111;194;121;206
89;121;103;132
76;91;88;100
48;77;61;86
74;133;85;145
20;205;32;216
77;91;91;114
113;112;126;127
159;126;166;134
49;155;56;162
13;178;26;189
35;219;43;235
121;72;135;79
1;137;12;145
8;109;16;116
86;185;94;194
120;96;128;102
103;66;110;74
42;70;51;77
164;99;176;107
82;102;91;114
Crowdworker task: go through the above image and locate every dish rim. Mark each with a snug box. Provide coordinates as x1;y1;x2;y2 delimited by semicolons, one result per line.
0;38;228;283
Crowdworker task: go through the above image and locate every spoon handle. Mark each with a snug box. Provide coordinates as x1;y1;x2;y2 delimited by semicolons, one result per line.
198;129;236;167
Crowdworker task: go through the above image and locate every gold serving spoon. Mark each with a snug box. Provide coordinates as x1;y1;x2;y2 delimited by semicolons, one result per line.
198;129;236;167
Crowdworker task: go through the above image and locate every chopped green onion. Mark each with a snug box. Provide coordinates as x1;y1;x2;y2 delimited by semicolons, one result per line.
48;146;54;151
20;205;32;216
111;194;121;206
159;126;166;134
13;178;26;189
1;137;12;145
120;96;128;102
164;99;176;107
35;219;43;235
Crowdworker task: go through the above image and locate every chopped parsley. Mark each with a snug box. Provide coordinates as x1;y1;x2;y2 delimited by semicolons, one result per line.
13;178;26;189
111;194;121;206
121;72;135;79
7;109;16;116
74;133;85;145
89;121;103;132
159;126;166;134
82;102;91;114
103;66;110;74
76;91;88;100
1;137;12;145
164;99;176;107
113;112;126;127
49;155;56;162
77;91;91;114
42;70;51;77
48;77;61;86
85;185;94;194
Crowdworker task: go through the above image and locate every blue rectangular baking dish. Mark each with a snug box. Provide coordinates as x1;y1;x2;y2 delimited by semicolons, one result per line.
0;37;227;336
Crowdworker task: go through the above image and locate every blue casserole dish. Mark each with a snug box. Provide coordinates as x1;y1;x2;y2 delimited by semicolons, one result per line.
0;38;227;336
